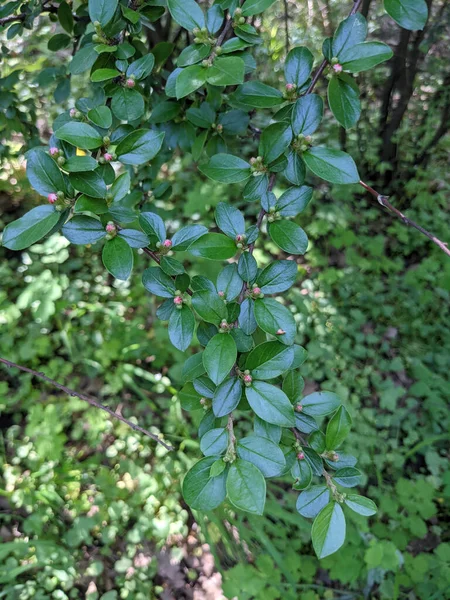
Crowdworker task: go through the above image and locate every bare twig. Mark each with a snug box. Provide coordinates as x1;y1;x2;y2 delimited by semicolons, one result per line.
0;357;174;451
359;180;450;257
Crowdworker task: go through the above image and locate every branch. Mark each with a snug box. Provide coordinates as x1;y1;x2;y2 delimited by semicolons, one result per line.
359;180;450;257
0;357;174;451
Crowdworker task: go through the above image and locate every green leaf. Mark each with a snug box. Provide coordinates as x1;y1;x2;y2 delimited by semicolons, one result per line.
149;100;182;124
160;256;185;276
238;253;257;283
339;42;393;73
74;195;108;214
61;216;105;245
333;467;362;488
303;147;359;184
276;186;313;217
295;412;319;434
326;406;352;450
193;376;215;398
268;220;308;256
245;380;295;427
69;45;98;75
384;0;428;30
26;149;67;196
118;229;149;248
312;502;346;559
142;267;176;298
217;264;243;302
253;417;281;444
215;202;245;238
200;428;228;456
102;236;133;280
246;341;294;380
169;305;195;351
284;46;314;88
283;371;305;403
259;122;292;164
284;150;306;186
111;88;145;122
2;206;60;251
127;54;155;80
206;57;245;86
238;298;257;335
291;456;312;490
309;430;326;454
332;14;367;57
254;298;296;345
167;0;205;30
291;95;323;136
257;259;298;294
116;129;165;165
90;68;120;82
87;105;113;129
212;377;243;417
139;212;166;242
199;154;251;183
327;74;361;129
58;1;74;33
203;334;237;385
241;0;277;17
237;435;286;477
296;486;330;518
89;0;118;27
69;171;106;199
189;233;237;260
226;459;266;515
182;456;227;511
206;4;224;33
344;495;377;516
301;391;341;417
110;172;130;202
63;156;98;173
171;224;208;251
178;44;211;67
48;33;71;51
181;353;206;382
303;447;324;476
176;65;207;99
232;81;283;108
55;122;103;150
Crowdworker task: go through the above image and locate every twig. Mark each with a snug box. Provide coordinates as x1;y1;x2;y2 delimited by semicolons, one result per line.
0;357;174;451
359;180;450;257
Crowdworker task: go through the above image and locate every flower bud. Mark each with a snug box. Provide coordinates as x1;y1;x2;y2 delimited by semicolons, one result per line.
192;27;200;34
201;27;208;33
193;37;201;44
49;146;59;156
105;222;116;233
69;108;77;118
201;59;210;68
125;78;135;88
173;295;183;305
57;156;66;166
93;21;101;29
333;63;343;74
297;452;305;460
104;152;113;162
252;286;261;295
103;136;110;146
216;46;222;55
218;290;225;297
276;328;286;335
238;16;245;24
234;7;242;15
243;374;252;384
295;404;303;412
57;191;65;200
216;124;223;133
163;239;172;248
236;242;243;249
47;193;57;204
285;83;295;91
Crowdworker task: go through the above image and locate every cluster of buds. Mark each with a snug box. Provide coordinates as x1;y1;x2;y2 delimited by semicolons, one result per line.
232;7;246;26
69;108;82;119
173;292;184;310
249;156;266;176
48;191;70;211
235;233;246;249
211;122;223;134
105;222;117;239
249;285;263;299
192;27;215;45
125;75;136;88
297;451;305;460
295;403;303;412
155;239;173;255
292;133;313;154
48;147;66;167
284;82;297;101
242;370;253;387
92;21;109;45
266;206;282;223
323;450;340;462
219;319;233;333
330;57;343;75
199;397;211;410
99;152;116;164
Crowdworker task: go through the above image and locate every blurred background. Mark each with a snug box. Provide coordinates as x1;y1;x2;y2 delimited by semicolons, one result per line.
1;0;449;598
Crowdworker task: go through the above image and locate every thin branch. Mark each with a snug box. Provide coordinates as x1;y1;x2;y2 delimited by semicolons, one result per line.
0;357;174;451
359;181;450;257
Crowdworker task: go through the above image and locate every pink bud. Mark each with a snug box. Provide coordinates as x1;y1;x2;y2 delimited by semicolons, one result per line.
49;147;59;156
163;239;172;248
47;193;57;204
297;452;305;460
69;108;77;117
252;287;261;295
295;404;303;412
126;78;135;88
332;453;339;462
236;234;243;242
276;329;286;335
333;64;343;73
243;374;252;383
285;83;295;91
173;295;183;305
104;152;113;162
218;291;225;297
105;223;116;233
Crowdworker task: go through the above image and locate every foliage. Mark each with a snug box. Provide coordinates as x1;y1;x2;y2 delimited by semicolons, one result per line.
0;0;449;598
